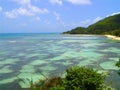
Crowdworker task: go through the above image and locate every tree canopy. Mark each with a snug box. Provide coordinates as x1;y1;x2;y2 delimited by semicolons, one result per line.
63;14;120;36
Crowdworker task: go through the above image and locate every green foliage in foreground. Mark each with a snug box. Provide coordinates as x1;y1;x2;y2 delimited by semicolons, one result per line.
65;66;105;90
116;58;120;67
116;58;120;76
30;66;107;90
30;77;64;90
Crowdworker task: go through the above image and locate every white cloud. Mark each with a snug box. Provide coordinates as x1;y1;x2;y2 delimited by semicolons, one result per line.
53;12;66;27
52;13;102;29
0;6;2;12
80;17;102;26
5;0;49;18
54;12;60;21
106;12;120;17
108;12;120;17
5;8;33;18
67;0;91;5
92;17;102;23
81;17;102;26
111;12;120;16
50;0;62;5
70;17;102;27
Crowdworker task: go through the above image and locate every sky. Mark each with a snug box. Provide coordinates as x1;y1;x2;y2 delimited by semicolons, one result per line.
0;0;120;33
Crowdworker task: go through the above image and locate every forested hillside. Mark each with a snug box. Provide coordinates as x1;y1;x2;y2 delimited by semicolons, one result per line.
63;14;120;36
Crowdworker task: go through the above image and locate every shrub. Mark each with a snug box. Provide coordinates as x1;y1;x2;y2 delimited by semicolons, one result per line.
116;58;120;76
30;66;106;90
30;77;64;90
116;58;120;67
64;66;105;90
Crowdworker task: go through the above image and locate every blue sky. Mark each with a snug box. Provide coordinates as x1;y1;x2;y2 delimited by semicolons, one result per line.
0;0;120;33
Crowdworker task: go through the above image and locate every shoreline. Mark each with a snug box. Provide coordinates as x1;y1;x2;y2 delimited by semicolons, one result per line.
63;34;120;40
62;34;103;37
104;35;120;40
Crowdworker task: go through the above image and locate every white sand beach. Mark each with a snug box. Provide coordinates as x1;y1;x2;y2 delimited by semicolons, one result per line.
105;35;120;40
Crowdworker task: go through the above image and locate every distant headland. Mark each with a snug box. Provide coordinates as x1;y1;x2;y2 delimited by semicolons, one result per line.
63;14;120;38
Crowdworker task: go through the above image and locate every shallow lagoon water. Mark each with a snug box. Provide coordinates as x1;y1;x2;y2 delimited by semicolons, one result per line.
0;33;120;90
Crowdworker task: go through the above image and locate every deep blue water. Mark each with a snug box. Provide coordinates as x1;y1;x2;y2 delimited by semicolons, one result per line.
0;33;120;90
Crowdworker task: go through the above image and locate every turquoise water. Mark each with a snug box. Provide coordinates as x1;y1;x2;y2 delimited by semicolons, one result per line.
0;33;120;90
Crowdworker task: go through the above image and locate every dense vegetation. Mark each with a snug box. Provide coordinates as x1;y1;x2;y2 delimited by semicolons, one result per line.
116;58;120;68
116;59;120;76
29;66;111;90
63;14;120;36
64;66;105;90
64;27;87;34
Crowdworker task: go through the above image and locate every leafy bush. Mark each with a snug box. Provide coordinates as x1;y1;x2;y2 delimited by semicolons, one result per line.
116;58;120;76
30;66;106;90
30;77;64;90
116;58;120;67
64;66;105;90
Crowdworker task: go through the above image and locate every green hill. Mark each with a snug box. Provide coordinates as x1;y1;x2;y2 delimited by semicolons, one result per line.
63;14;120;36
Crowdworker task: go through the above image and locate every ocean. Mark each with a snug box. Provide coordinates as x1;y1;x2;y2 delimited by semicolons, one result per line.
0;33;120;90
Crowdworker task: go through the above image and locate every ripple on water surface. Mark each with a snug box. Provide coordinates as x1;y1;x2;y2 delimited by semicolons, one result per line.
0;34;120;89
